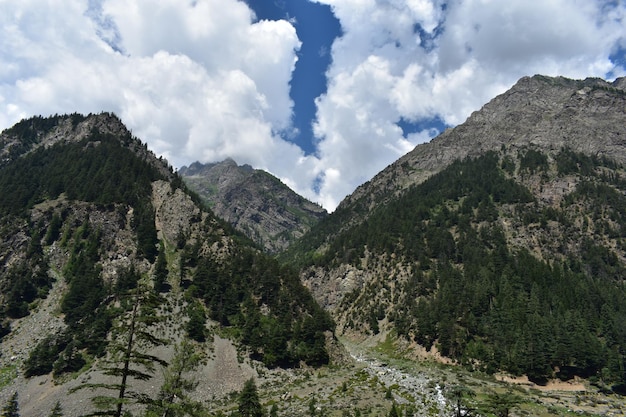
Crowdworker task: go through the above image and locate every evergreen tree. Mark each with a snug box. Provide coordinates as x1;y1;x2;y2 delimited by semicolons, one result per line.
48;401;63;417
485;389;522;417
1;392;19;417
134;202;159;262
147;339;202;417
238;378;264;417
185;301;207;343
72;283;168;417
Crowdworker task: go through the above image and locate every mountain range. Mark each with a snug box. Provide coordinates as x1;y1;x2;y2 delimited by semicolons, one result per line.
0;74;625;416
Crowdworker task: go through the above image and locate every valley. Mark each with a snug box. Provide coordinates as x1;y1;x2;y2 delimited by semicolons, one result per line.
1;75;626;416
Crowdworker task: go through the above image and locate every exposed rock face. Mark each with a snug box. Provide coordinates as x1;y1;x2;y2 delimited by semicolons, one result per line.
152;180;204;245
0;114;322;416
180;159;327;253
339;75;626;216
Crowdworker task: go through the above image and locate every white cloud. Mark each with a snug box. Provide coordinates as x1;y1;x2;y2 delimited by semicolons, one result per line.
1;0;625;212
311;0;626;209
0;0;307;194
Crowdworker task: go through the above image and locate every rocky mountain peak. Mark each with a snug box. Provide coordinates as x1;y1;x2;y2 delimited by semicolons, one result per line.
180;159;327;253
338;74;626;215
0;112;175;180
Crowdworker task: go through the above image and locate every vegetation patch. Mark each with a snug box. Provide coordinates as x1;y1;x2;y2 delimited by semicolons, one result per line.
0;366;16;390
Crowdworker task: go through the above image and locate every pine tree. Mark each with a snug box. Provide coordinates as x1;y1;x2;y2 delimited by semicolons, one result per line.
72;282;168;417
147;339;202;417
1;392;19;417
185;301;206;343
238;378;264;417
48;401;63;417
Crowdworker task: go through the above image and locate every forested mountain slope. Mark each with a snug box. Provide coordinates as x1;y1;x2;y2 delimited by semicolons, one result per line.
284;75;626;392
0;113;333;416
179;159;327;254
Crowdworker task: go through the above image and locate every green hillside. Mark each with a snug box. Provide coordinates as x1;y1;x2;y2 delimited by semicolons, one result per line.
0;114;333;390
286;148;626;392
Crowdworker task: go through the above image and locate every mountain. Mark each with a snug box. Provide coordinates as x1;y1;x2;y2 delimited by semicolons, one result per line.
285;75;626;391
0;113;333;416
179;159;327;253
3;75;626;415
339;75;626;219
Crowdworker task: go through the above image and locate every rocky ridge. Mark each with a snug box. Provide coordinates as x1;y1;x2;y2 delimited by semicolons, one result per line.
0;112;175;179
339;75;626;217
180;159;327;253
0;177;256;416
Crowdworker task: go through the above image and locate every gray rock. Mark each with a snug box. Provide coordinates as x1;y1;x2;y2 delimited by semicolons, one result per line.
180;159;327;253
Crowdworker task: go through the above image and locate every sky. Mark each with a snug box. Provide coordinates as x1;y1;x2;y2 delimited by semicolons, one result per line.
1;1;625;211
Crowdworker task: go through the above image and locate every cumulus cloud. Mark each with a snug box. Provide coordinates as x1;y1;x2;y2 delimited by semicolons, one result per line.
0;0;303;168
1;0;625;212
310;0;626;209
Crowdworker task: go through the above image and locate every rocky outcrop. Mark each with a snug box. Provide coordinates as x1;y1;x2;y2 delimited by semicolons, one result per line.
152;180;204;245
180;159;327;253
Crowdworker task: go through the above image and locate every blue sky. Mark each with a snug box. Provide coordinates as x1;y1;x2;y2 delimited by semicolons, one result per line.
1;0;625;210
244;0;342;156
